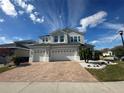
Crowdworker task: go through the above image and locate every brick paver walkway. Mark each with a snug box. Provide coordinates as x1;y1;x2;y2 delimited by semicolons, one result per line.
0;62;97;82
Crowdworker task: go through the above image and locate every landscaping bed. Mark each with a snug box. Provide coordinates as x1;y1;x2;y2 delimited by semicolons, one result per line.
87;61;124;81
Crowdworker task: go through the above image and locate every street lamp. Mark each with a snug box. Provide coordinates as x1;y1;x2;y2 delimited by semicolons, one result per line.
119;30;124;47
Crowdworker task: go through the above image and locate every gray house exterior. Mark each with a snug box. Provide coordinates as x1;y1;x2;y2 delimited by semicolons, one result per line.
29;29;84;62
38;29;84;44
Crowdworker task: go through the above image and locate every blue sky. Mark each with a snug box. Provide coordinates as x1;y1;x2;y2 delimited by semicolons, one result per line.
0;0;124;49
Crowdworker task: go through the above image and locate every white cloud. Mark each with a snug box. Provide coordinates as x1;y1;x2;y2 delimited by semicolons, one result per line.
30;13;35;21
13;37;23;41
18;10;24;15
36;17;44;23
78;11;107;32
0;35;25;44
26;4;34;13
30;13;44;23
0;0;44;23
90;34;120;45
0;0;17;17
90;40;100;44
15;0;34;13
0;36;13;44
0;18;5;22
103;22;124;31
88;20;124;48
34;12;39;15
15;0;27;9
14;0;44;23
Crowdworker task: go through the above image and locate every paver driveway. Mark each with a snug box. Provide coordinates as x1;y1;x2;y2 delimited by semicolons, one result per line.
0;62;97;82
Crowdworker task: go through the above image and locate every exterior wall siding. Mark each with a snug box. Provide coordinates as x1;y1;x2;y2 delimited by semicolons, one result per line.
15;49;29;57
38;30;84;44
68;32;84;44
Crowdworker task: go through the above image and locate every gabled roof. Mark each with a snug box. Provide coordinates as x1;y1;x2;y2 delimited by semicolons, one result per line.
39;28;84;39
50;28;84;35
0;40;36;50
63;28;84;35
0;43;16;48
14;40;36;44
39;35;51;39
0;43;29;49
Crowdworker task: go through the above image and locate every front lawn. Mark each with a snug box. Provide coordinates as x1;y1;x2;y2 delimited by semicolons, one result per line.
87;61;124;81
0;66;15;73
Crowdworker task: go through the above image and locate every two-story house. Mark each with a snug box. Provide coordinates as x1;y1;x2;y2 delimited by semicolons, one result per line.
29;28;84;62
103;51;113;57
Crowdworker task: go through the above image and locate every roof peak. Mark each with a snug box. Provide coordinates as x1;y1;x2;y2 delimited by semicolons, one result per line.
51;28;84;35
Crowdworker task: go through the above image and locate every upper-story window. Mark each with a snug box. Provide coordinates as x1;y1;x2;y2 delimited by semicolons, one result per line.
42;38;45;42
78;36;80;42
46;38;48;42
60;36;64;42
42;37;48;43
70;36;80;43
54;36;58;42
74;36;77;42
70;37;73;42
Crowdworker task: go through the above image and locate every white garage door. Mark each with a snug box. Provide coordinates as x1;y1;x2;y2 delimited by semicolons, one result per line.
32;49;49;62
50;49;75;61
33;54;40;62
33;49;45;62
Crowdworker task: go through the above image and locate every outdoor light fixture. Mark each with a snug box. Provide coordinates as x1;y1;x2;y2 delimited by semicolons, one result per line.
119;30;124;47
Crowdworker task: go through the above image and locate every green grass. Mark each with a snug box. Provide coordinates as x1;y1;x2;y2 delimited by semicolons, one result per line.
0;66;15;73
87;61;124;81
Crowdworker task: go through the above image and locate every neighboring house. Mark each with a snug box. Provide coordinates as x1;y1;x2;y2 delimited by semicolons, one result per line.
29;28;84;62
102;50;118;61
0;40;35;64
103;50;113;57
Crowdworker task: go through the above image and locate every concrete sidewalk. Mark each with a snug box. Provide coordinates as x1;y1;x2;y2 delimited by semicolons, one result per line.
0;82;124;93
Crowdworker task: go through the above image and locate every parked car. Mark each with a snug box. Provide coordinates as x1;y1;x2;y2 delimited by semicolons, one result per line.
13;57;29;66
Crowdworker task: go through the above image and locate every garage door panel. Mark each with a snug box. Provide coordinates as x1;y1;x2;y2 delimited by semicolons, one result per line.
33;54;39;62
50;49;76;61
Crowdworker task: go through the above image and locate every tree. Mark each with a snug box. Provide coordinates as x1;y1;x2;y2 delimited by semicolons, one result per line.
0;48;15;65
111;45;124;58
93;50;102;60
79;46;93;63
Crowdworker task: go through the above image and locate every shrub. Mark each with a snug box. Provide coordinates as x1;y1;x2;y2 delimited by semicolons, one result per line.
13;57;29;66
